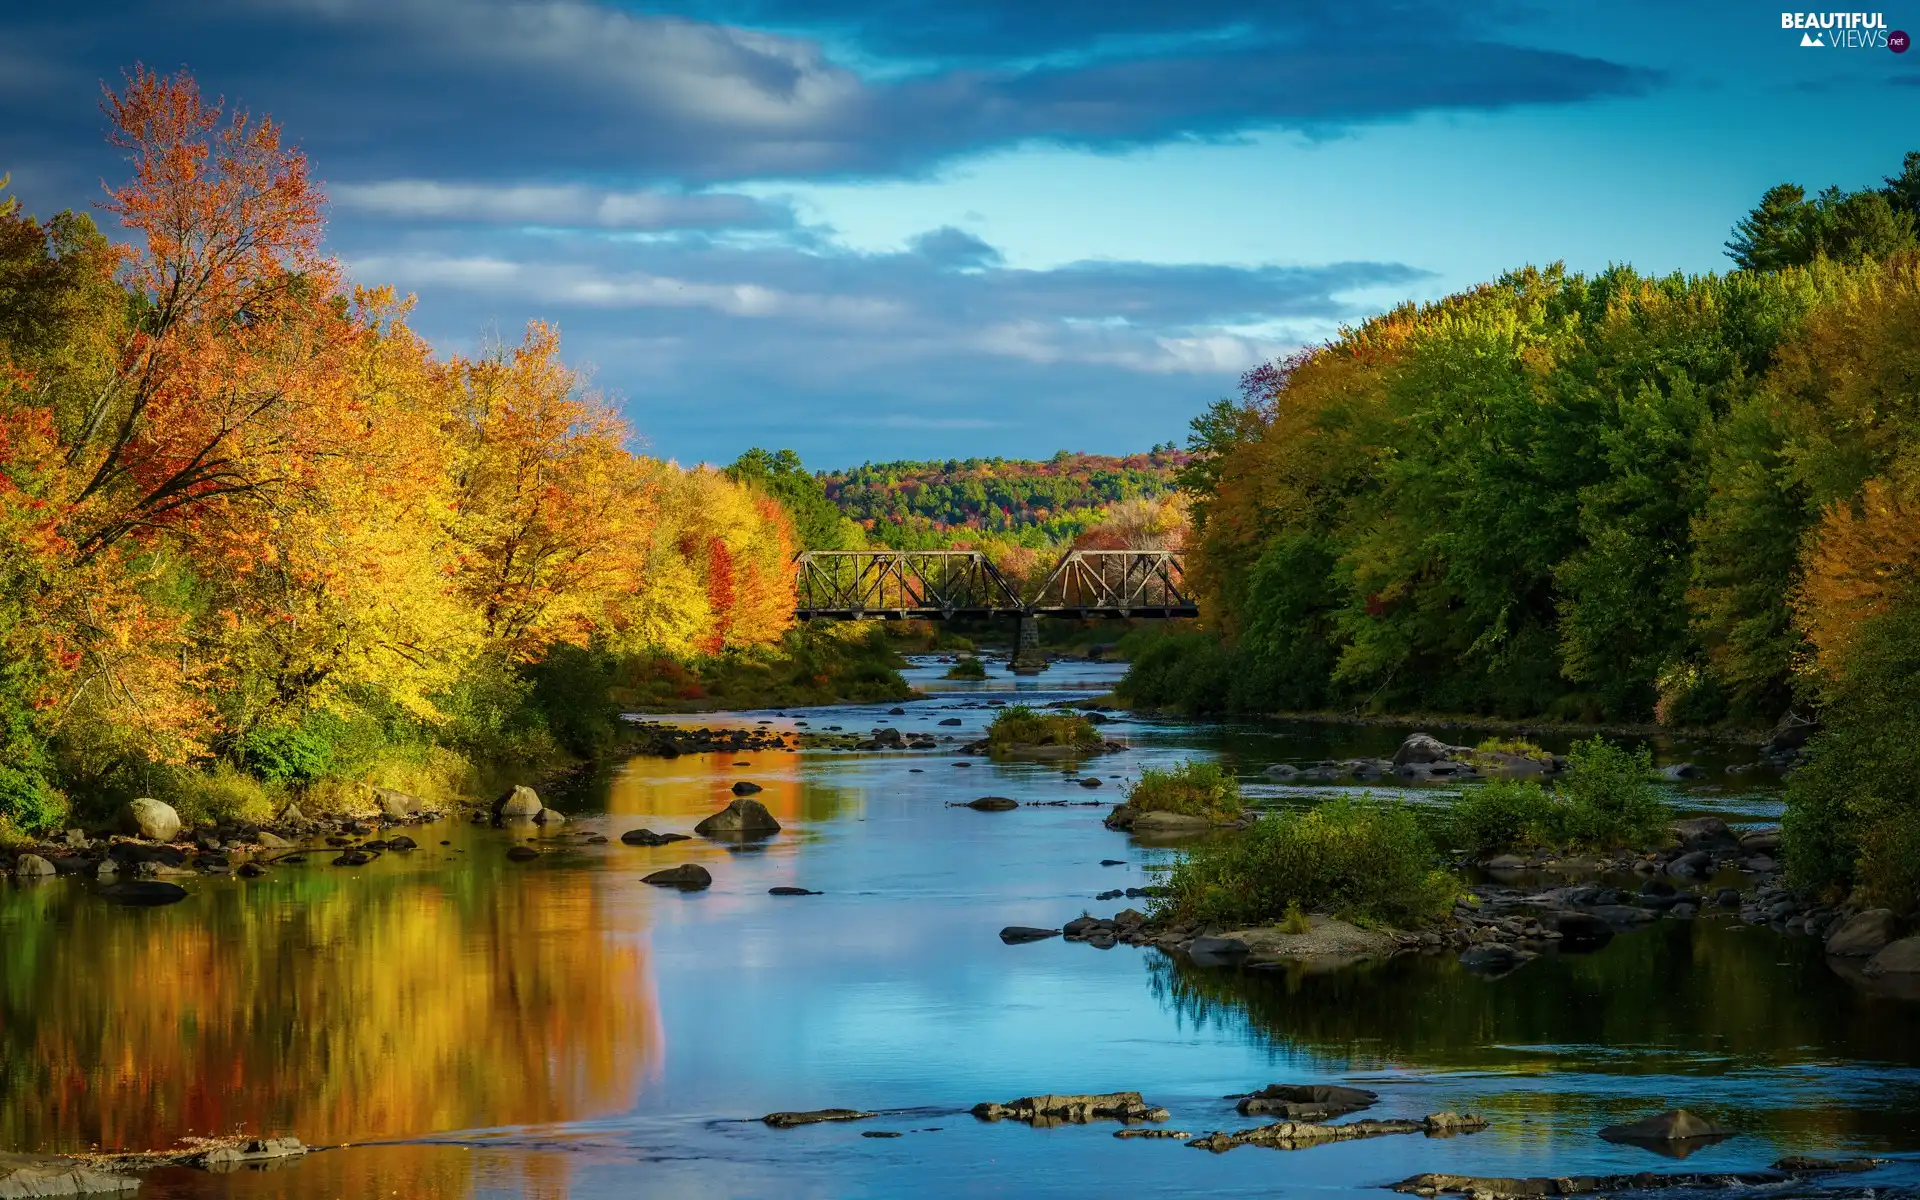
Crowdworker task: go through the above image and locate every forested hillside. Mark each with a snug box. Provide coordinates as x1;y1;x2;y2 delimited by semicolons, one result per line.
1123;150;1920;908
821;449;1186;549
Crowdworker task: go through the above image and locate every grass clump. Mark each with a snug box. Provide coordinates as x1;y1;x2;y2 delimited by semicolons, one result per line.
1124;760;1243;821
1441;736;1669;856
985;705;1100;749
1279;900;1312;935
1156;797;1457;930
944;656;989;680
1472;737;1553;761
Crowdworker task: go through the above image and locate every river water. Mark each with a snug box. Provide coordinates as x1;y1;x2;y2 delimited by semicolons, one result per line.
3;659;1918;1198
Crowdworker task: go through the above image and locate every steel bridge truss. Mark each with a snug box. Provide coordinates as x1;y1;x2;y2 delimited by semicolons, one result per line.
793;549;1196;620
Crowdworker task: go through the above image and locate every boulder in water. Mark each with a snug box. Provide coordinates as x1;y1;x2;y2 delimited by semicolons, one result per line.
494;785;543;820
643;863;712;890
118;798;182;842
100;881;189;906
1598;1109;1734;1145
1827;909;1900;958
694;798;781;839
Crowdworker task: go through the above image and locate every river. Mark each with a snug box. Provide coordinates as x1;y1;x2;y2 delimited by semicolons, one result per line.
2;658;1917;1198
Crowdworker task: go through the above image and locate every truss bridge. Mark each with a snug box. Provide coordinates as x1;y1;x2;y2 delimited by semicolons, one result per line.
793;549;1197;620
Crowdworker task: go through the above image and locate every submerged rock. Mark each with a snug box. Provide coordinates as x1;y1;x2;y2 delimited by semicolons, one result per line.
643;863;712;890
1190;1113;1486;1152
694;798;781;839
971;1092;1168;1125
762;1109;875;1128
768;886;820;896
99;881;188;907
505;846;539;862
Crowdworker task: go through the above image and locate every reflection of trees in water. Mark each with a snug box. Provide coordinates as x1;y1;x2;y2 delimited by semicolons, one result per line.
1150;922;1920;1146
0;863;657;1158
604;752;860;826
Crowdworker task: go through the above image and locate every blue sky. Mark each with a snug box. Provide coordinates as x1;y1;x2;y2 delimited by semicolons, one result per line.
1;1;1915;467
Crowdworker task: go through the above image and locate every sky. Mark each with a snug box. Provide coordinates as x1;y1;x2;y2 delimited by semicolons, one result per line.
0;1;1915;468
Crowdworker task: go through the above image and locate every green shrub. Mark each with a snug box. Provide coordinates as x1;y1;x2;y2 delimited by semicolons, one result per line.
1472;737;1552;761
1279;900;1312;935
1125;760;1243;820
944;656;989;680
986;705;1100;748
1156;797;1458;929
160;762;281;827
1557;736;1668;848
1444;779;1559;856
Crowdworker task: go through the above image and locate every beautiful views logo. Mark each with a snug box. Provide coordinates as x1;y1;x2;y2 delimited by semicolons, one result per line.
1781;11;1904;48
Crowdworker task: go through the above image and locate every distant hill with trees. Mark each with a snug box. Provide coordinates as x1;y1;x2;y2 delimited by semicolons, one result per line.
818;448;1188;549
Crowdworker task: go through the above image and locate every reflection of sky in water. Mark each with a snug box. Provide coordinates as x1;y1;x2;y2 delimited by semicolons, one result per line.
7;668;1916;1199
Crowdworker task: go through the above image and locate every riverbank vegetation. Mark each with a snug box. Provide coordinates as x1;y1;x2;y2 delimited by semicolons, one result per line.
1442;739;1666;857
1123;761;1243;822
1121;151;1920;907
0;69;833;837
984;706;1100;750
1156;799;1456;929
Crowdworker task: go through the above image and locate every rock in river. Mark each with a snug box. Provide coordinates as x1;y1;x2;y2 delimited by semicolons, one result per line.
1598;1109;1734;1146
118;798;182;842
732;781;764;795
505;846;539;862
999;926;1061;944
100;881;188;907
621;828;691;846
11;854;55;879
694;798;781;839
0;1154;139;1195
494;785;543;820
763;1109;875;1128
1235;1084;1378;1120
972;1092;1168;1125
1827;909;1901;958
966;796;1018;812
769;886;820;895
644;863;713;890
1864;936;1920;976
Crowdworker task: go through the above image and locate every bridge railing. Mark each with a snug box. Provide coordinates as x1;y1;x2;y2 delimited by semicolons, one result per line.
793;548;1196;619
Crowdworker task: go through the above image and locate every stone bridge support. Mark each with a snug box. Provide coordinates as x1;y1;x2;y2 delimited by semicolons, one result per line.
1011;613;1048;674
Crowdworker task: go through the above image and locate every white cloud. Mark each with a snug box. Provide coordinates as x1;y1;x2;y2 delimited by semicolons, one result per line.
331;180;789;229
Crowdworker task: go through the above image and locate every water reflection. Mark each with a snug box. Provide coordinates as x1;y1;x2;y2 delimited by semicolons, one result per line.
0;836;657;1162
1153;918;1920;1151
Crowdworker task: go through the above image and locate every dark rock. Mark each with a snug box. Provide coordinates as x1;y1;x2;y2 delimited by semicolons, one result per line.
1393;732;1462;766
1459;944;1530;975
1544;911;1614;950
1598;1109;1735;1145
1739;828;1782;854
966;796;1018;812
332;850;375;867
1235;1084;1378;1120
1078;778;1103;789
999;926;1061;944
237;863;267;878
0;1156;140;1195
1666;850;1713;878
505;846;539;862
198;1137;307;1170
386;835;418;851
763;1108;875;1127
1826;909;1900;957
1670;817;1737;850
1100;859;1126;866
100;881;188;906
643;864;712;890
621;828;691;846
861;1130;902;1138
1772;1156;1887;1173
1864;936;1920;976
939;718;963;726
1714;889;1741;907
1659;763;1701;781
769;886;820;895
1188;936;1251;967
732;781;764;795
695;798;782;839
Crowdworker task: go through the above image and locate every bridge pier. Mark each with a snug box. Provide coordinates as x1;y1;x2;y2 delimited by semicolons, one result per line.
1010;613;1048;675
